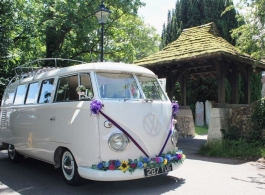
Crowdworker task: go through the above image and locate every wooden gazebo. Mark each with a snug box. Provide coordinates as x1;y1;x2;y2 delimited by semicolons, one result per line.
135;22;265;105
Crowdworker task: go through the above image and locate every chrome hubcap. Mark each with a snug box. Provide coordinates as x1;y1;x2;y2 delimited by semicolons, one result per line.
8;145;15;159
62;151;74;180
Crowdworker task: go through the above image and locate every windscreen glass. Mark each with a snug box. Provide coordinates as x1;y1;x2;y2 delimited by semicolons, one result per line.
96;73;142;99
137;76;167;101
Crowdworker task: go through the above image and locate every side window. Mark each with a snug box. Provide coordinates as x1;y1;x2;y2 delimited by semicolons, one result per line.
3;85;17;106
38;78;54;103
25;82;39;104
80;74;93;99
55;75;79;102
14;84;28;105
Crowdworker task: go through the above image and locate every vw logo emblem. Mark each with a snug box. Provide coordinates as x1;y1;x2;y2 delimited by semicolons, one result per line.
143;113;161;136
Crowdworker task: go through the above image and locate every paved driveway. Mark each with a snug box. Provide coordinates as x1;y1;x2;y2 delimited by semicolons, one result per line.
0;135;264;195
167;135;265;195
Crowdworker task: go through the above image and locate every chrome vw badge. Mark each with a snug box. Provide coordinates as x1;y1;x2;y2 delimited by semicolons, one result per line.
143;113;161;136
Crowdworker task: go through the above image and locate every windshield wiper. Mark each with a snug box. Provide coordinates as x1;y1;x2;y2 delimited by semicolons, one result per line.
142;98;153;102
124;98;131;102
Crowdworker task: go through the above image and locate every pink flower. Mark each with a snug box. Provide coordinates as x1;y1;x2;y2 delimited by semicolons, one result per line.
177;154;182;160
109;164;115;170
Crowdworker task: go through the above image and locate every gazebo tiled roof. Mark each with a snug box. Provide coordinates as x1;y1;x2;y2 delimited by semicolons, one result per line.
135;22;265;70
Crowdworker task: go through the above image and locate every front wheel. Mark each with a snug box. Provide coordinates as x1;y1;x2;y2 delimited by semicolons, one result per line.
61;149;81;185
8;145;23;162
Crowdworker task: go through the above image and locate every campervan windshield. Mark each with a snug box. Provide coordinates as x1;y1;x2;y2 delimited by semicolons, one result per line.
95;73;167;101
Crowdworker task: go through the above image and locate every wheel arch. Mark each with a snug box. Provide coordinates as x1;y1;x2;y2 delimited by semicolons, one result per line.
54;146;67;168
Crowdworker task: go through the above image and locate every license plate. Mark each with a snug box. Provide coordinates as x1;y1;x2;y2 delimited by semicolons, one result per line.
144;164;172;177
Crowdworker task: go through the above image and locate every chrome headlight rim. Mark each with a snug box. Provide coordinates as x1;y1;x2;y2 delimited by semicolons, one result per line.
108;132;130;152
171;130;179;145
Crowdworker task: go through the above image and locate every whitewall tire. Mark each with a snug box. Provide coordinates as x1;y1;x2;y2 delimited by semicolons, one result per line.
61;149;81;185
8;145;23;162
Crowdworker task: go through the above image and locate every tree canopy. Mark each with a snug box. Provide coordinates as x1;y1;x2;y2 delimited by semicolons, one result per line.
0;0;160;99
231;0;265;60
161;0;240;48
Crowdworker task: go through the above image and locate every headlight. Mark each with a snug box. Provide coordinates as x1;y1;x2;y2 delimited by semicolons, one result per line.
171;130;179;145
108;133;130;152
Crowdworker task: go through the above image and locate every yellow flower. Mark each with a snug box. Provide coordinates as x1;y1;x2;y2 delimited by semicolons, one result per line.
143;163;147;167
182;154;186;159
163;159;167;165
119;161;129;172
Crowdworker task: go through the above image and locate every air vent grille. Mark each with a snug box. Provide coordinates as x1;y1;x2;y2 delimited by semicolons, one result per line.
1;110;7;129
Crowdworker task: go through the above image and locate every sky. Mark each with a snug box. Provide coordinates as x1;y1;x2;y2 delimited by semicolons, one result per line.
138;0;240;35
138;0;176;35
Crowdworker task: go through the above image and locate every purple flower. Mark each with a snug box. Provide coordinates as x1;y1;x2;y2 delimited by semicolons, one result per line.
172;102;179;114
97;162;103;169
115;160;121;167
90;100;103;114
177;154;182;160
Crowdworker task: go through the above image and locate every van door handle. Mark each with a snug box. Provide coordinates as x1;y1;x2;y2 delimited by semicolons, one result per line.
50;117;56;121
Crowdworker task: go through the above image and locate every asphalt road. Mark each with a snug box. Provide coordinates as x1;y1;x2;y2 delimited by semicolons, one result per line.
0;135;264;195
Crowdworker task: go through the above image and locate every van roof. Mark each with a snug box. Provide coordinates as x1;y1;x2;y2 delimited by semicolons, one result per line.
10;62;156;85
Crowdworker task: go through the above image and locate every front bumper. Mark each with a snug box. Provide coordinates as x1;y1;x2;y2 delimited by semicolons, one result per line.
78;163;182;181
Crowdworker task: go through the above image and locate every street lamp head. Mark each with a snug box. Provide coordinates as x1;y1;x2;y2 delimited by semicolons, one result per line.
95;1;111;25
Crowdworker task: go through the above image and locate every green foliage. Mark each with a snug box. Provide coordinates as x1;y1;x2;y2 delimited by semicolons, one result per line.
248;100;265;144
231;0;265;60
161;0;240;48
221;126;243;141
199;139;265;159
195;126;208;135
250;73;262;102
0;0;161;101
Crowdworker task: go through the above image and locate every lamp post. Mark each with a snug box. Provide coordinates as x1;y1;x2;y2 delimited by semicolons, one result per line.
95;1;111;62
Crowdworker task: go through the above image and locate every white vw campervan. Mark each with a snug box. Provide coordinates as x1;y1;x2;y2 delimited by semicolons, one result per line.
0;59;185;185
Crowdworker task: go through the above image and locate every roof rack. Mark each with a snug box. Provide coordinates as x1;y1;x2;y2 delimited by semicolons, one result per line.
9;58;87;85
14;58;86;76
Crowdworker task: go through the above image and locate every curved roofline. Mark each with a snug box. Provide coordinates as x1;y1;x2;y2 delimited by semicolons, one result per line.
9;62;156;85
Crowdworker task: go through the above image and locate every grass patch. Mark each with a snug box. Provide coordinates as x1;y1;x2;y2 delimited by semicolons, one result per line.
195;126;208;135
199;139;265;160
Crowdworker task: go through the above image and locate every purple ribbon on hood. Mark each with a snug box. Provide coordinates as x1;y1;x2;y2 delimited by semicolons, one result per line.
158;102;179;156
90;100;149;157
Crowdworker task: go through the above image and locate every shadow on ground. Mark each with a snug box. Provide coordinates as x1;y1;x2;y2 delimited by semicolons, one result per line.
177;135;248;165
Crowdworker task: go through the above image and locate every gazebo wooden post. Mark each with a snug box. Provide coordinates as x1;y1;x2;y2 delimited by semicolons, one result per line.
243;66;252;104
230;64;239;104
179;72;188;106
215;60;228;104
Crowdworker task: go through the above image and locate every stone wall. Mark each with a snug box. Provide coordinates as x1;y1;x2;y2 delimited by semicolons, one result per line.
230;105;253;137
208;101;265;142
175;106;195;137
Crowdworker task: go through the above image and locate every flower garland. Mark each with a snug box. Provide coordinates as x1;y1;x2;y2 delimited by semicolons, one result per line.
91;150;186;173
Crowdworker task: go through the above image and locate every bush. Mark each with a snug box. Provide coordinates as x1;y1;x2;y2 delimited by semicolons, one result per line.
199;139;265;159
221;126;243;141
